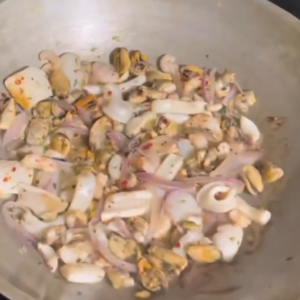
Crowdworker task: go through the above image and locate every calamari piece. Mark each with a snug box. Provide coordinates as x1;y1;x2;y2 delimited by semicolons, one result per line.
119;75;147;93
68;170;96;213
236;196;271;225
90;61;119;84
240;116;260;144
106;267;135;289
4;67;53;109
108;154;123;181
101;190;152;222
155;154;183;180
164;190;201;225
212;224;243;262
152;99;206;114
196;182;237;213
16;183;67;221
177;139;195;159
60;263;105;283
151;212;172;240
20;209;65;239
0;98;16;130
21;154;58;172
163;113;189;124
127;217;149;244
0;160;33;194
125;111;156;138
37;243;59;272
57;240;95;264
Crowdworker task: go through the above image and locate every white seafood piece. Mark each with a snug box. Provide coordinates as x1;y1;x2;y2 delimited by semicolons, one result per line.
90;61;119;84
58;240;95;264
0;160;33;194
20;209;65;239
37;243;59;272
159;54;179;74
197;182;237;213
125;111;156;138
4;67;53;109
165;190;201;224
212;224;243;262
240;116;260;144
155;82;177;93
21;154;58;172
25;118;49;146
119;75;147;93
17;183;67;221
236;196;271;225
60;263;105;283
177;139;195;159
172;230;204;257
101;190;152;222
108;154;123;181
68;170;96;213
152;99;206;114
155;154;183;180
60;52;85;90
83;84;102;95
151;212;172;239
163;113;189;124
0;98;16;130
89;116;112;151
102;96;134;124
63;228;89;244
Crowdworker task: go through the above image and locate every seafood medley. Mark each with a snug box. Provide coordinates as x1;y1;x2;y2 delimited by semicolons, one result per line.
0;48;283;298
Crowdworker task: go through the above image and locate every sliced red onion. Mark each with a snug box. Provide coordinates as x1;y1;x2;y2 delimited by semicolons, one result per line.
137;172;194;189
106;131;130;151
210;151;263;177
208;69;216;103
2;201;37;245
107;218;133;239
2;111;29;147
120;156;129;181
76;106;92;128
89;223;137;273
56;100;74;111
36;170;60;195
58;118;89;135
222;84;238;106
201;71;210;103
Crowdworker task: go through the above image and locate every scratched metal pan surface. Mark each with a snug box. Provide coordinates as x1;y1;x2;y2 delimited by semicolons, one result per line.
0;0;299;299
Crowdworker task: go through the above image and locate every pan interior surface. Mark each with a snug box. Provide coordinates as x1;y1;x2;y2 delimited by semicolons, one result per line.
0;0;299;300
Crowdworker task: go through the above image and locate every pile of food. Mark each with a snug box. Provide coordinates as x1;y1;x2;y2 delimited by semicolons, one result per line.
0;48;283;298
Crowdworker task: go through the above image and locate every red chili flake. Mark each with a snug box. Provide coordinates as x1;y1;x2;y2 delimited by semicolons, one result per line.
1;92;7;98
11;167;16;172
15;79;22;85
107;90;112;96
161;117;168;125
74;133;79;137
28;174;32;177
35;159;41;162
35;180;40;185
121;180;128;189
3;177;9;182
174;242;181;248
141;143;153;151
72;184;76;189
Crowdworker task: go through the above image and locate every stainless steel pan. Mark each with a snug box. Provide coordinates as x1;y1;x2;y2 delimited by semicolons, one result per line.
0;0;299;299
